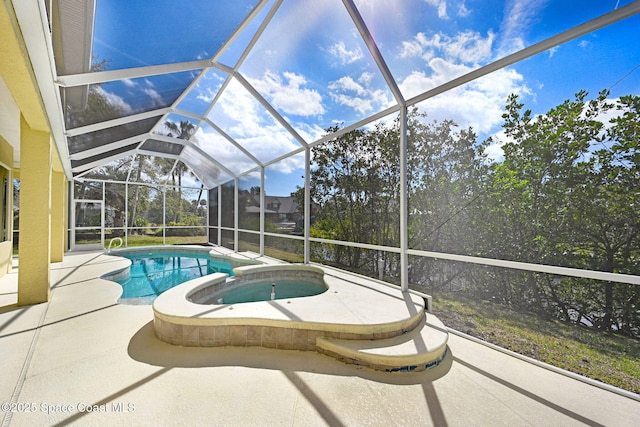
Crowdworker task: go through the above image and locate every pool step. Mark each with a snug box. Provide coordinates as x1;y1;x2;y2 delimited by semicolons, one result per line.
316;313;448;372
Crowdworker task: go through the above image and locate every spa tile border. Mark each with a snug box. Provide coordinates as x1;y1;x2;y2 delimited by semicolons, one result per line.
153;312;424;351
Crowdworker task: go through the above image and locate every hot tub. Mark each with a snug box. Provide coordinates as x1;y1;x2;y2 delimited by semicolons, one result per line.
152;264;343;349
151;263;429;366
186;264;328;305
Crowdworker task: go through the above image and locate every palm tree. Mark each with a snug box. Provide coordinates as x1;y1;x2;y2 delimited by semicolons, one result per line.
165;119;195;140
162;120;197;221
129;154;147;233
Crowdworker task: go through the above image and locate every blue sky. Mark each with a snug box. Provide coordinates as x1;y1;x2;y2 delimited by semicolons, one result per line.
89;0;640;196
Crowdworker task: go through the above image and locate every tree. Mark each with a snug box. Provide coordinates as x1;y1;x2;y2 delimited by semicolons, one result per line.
568;94;640;332
309;121;400;274
128;155;150;231
305;91;639;336
308;110;489;281
64;57;117;129
483;90;640;334
158;120;198;221
406;109;489;290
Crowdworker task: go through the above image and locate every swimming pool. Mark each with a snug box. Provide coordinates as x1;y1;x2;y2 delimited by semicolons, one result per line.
113;251;235;302
217;281;326;304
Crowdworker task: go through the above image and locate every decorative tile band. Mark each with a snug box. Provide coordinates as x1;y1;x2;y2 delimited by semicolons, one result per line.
153;312;424;351
150;261;442;372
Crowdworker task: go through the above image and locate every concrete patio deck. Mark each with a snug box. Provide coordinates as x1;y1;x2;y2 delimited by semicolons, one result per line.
1;250;639;426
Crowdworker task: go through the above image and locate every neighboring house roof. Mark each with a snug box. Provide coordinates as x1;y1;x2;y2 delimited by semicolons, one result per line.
251;194;299;214
245;205;278;215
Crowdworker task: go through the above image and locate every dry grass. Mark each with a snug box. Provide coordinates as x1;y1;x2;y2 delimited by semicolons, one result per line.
432;292;640;394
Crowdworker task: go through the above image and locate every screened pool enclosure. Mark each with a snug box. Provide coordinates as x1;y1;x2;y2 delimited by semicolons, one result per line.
12;1;640;336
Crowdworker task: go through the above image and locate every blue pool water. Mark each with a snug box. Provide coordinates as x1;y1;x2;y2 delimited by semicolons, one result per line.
116;251;234;301
219;281;326;304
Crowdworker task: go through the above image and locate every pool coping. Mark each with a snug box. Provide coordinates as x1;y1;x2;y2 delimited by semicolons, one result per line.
101;245;263;304
152;263;426;350
98;246;430;355
107;245;262;269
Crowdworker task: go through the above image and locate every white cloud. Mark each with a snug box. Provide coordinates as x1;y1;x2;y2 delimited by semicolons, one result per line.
196;51;210;60
400;30;495;65
293;121;326;144
328;41;364;65
199;79;305;175
143;88;165;108
122;79;136;88
195;71;225;104
473;67;526;95
449;30;495;63
484;129;508;161
193;128;254;175
133;79;166;108
399;61;529;135
400;37;426;59
249;70;325;116
579;40;591;49
457;1;471;17
359;72;374;85
401;58;471;93
328;72;392;115
329;76;368;96
425;0;448;19
268;153;306;175
196;88;216;104
396;17;533;138
329;93;373;115
94;86;133;114
498;0;547;56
